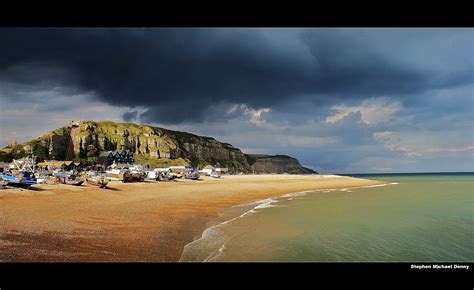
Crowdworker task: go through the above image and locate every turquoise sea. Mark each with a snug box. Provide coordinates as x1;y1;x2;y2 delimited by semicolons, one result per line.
180;173;474;262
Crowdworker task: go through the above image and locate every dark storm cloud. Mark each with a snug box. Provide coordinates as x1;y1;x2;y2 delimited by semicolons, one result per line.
0;28;472;124
122;110;139;122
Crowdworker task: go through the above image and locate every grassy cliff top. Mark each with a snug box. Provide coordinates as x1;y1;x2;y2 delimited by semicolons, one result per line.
246;154;294;159
80;120;218;141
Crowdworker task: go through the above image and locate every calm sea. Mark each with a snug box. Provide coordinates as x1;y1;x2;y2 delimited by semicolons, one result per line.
180;173;474;262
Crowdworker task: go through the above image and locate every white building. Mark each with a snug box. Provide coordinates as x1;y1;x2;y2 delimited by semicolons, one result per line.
200;165;215;176
215;167;228;175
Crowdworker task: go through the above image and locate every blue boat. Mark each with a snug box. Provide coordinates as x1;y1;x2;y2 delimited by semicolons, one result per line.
52;171;84;186
0;171;37;187
185;171;200;180
53;172;74;178
158;172;177;181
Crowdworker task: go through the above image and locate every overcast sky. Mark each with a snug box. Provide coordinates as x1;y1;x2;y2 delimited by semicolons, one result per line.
0;28;472;173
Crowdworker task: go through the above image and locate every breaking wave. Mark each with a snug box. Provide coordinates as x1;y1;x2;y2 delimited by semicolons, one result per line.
179;182;398;262
179;197;280;262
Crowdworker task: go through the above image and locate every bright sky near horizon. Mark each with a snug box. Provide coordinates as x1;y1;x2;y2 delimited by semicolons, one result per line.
0;28;472;173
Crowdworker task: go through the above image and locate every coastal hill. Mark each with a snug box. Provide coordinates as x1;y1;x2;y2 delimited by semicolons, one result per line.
245;154;316;174
0;120;317;174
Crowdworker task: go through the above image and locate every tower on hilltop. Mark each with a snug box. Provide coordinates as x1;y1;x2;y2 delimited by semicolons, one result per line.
68;120;81;128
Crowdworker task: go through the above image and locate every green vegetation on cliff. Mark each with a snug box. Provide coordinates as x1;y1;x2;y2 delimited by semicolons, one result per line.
0;120;315;174
0;144;27;162
0;120;253;173
134;155;189;168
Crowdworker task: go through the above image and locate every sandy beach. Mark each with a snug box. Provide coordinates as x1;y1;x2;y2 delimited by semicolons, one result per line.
0;174;385;262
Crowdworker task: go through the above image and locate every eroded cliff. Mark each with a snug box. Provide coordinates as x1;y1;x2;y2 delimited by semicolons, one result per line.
1;120;316;174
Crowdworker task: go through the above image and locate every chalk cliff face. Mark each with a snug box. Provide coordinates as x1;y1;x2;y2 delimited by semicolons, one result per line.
0;120;316;174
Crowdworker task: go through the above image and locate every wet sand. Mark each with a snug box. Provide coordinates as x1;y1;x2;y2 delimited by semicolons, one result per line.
0;175;385;262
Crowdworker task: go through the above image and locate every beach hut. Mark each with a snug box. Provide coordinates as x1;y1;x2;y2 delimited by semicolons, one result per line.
36;161;48;169
73;162;82;171
62;161;74;171
41;160;63;170
36;160;76;171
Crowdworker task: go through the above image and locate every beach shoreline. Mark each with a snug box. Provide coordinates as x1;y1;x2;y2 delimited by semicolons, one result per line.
179;181;397;262
0;174;385;262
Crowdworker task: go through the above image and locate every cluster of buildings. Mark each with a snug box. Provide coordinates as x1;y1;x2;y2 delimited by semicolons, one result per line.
37;160;82;171
97;149;135;167
0;160;82;172
95;144;229;176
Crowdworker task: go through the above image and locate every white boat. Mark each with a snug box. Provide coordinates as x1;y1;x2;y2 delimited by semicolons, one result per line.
105;169;132;182
145;171;159;182
210;172;221;178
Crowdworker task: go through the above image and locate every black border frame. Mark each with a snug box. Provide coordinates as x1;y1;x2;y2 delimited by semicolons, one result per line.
0;5;472;288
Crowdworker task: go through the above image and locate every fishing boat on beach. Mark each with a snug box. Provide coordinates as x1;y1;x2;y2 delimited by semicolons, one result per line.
105;168;132;183
210;172;221;178
129;165;146;182
35;169;53;181
158;171;177;181
52;172;84;185
131;172;145;182
85;172;109;188
0;171;37;188
0;157;38;188
144;171;159;182
185;171;200;180
86;176;108;188
65;177;84;186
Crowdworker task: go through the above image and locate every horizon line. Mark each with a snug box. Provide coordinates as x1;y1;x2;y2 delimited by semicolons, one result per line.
334;171;474;175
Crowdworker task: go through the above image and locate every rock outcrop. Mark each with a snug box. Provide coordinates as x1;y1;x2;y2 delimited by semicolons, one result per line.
246;154;317;174
0;120;317;174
